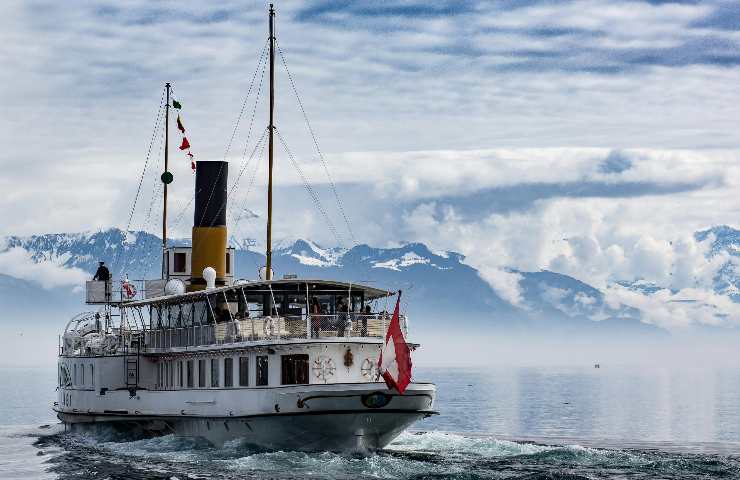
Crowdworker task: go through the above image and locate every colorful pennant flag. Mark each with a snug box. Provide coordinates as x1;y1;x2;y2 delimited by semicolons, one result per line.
177;115;185;134
179;137;190;150
172;99;182;109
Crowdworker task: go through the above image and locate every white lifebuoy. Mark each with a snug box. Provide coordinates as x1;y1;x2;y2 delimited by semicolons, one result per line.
263;316;276;338
122;281;137;299
312;356;336;383
361;358;380;381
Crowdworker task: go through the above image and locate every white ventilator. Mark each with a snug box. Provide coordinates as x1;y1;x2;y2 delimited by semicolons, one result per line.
203;267;217;290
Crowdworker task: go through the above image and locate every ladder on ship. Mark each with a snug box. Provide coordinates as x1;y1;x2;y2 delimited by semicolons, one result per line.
123;333;141;391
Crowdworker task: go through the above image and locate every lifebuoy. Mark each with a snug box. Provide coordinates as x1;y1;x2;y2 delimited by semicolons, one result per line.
361;358;380;381
122;281;137;299
263;316;276;337
312;356;336;383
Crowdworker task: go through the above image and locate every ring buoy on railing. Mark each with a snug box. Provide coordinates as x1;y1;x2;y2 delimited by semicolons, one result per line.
361;358;380;381
263;316;277;338
122;281;137;299
313;356;336;383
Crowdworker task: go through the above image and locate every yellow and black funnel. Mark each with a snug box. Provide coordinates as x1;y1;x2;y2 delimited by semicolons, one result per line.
190;161;228;290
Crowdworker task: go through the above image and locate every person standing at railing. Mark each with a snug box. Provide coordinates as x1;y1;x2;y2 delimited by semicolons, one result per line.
361;304;371;336
310;296;321;338
336;297;348;336
92;261;111;302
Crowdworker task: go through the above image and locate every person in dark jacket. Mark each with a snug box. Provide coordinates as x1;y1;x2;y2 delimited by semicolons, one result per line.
93;262;111;281
93;261;111;301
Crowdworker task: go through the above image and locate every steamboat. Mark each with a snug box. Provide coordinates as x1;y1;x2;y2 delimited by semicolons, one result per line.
53;5;437;451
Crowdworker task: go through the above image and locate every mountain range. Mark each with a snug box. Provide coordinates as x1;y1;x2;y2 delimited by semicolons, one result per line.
1;225;738;335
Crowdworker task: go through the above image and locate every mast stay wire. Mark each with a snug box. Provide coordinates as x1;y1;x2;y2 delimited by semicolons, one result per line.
123;125;166;277
231;128;269;250
223;55;269;223
111;87;166;276
276;41;357;247
192;36;269;263
275;128;343;248
223;38;269;163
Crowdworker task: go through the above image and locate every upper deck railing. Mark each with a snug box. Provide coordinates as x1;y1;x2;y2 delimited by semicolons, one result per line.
85;280;163;304
143;313;407;351
61;313;407;356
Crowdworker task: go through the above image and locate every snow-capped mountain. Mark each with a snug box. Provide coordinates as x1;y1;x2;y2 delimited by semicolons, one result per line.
2;226;738;332
695;225;740;301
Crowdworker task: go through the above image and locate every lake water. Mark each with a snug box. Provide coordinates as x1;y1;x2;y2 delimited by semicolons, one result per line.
2;366;740;479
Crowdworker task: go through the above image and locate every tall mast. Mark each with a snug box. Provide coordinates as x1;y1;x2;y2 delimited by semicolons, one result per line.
162;82;171;278
266;4;275;281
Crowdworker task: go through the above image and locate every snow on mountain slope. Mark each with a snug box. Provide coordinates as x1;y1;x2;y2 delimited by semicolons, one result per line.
4;227;738;332
695;225;740;301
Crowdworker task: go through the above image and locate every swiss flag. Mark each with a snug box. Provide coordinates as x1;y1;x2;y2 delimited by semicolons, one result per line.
378;291;412;394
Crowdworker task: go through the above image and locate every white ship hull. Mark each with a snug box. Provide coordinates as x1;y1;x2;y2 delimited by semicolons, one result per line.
55;381;436;451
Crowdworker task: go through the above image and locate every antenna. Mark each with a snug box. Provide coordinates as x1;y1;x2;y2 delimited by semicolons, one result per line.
266;4;275;281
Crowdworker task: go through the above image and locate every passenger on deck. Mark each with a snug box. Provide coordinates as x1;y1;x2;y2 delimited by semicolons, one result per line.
361;304;371;336
336;297;348;336
93;261;111;301
310;296;321;338
93;262;111;282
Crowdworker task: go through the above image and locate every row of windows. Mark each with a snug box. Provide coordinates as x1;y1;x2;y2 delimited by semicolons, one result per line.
61;363;94;388
157;355;268;389
156;354;310;389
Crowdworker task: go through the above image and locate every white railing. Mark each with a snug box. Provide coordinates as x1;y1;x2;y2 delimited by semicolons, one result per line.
85;280;164;304
143;313;408;351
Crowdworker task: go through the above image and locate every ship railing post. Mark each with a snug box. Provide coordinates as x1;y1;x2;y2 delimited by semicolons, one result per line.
305;283;311;339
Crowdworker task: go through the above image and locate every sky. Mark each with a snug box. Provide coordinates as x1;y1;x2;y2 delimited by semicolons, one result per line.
2;0;740;330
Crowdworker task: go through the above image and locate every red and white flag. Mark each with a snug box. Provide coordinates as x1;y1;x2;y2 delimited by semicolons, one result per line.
378;290;412;394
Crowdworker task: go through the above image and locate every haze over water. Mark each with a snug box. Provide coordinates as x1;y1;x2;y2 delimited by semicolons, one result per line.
3;365;740;479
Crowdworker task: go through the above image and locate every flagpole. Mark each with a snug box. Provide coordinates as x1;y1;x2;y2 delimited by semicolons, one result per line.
162;82;170;279
266;4;275;281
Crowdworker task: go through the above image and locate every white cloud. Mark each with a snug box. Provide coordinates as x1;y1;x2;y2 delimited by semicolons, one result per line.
0;247;88;290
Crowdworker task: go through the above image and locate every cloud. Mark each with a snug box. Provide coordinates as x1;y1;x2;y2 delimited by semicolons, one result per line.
0;247;88;290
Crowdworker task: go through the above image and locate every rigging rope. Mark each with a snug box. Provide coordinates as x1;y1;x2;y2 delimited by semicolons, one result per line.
232;127;269;245
111;88;166;276
276;41;357;246
125;126;166;277
223;38;269;162
191;48;269;264
275;128;343;247
223;56;269;223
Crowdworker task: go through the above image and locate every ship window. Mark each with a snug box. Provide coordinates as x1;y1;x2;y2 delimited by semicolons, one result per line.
73;364;77;386
245;294;265;318
179;361;183;388
187;360;194;388
169;361;174;389
239;357;249;386
224;358;233;387
81;364;85;386
211;359;220;387
256;355;268;386
225;252;231;274
174;252;187;273
198;360;206;387
90;365;94;387
281;354;309;385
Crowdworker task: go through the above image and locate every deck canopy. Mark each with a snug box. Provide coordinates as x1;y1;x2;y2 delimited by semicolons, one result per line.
124;279;394;308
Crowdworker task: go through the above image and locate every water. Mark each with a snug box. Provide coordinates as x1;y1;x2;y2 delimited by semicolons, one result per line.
2;366;740;479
